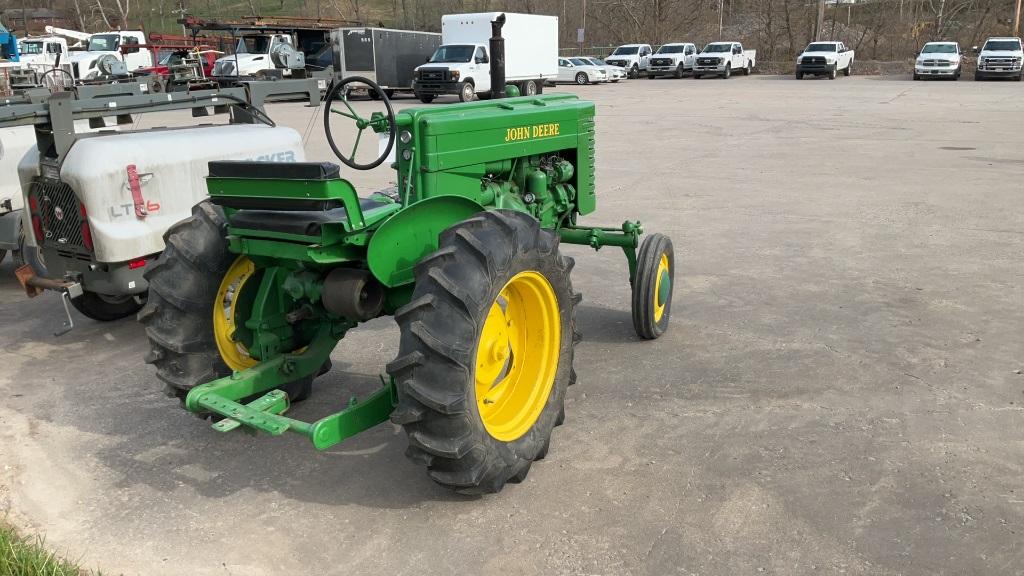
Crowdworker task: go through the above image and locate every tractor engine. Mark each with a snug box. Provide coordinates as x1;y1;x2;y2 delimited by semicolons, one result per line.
389;93;597;229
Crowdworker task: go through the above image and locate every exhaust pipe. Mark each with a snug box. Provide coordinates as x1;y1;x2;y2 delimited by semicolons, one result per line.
489;13;507;99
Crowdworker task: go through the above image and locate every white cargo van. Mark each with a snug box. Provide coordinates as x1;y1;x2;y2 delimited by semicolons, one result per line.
412;12;558;103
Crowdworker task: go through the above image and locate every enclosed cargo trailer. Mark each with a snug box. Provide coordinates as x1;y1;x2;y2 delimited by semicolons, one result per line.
330;27;441;96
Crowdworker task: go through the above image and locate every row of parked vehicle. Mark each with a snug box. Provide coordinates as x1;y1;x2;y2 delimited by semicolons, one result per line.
591;41;758;80
912;37;1023;81
551;41;758;84
552;35;1023;86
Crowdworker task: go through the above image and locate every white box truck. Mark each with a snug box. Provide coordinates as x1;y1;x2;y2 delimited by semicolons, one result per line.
412;12;558;103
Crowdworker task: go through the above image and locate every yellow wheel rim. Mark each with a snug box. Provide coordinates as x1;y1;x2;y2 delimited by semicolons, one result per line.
474;271;561;442
653;253;670;323
214;256;259;372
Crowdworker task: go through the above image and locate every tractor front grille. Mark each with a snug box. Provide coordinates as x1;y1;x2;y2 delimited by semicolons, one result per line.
28;179;91;254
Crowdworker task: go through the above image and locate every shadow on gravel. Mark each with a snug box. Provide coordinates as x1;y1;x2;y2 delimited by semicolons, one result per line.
6;313;473;509
574;302;640;344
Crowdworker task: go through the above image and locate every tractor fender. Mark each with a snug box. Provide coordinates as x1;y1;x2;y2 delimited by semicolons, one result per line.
367;195;486;287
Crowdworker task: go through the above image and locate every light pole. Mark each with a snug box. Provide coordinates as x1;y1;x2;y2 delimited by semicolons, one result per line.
718;0;724;40
1014;0;1022;37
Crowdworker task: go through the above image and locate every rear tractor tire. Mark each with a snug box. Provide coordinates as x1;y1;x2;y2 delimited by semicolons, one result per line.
388;210;580;494
631;233;675;340
139;201;317;404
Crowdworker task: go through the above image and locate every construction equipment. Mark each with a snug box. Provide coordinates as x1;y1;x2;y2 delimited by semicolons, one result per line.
0;79;319;331
180;16;339;90
142;14;675;494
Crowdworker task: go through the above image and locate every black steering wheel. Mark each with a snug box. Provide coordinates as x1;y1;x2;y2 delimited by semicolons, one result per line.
40;68;75;94
323;76;396;171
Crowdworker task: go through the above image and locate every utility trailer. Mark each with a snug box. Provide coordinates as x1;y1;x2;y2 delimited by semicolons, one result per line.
179;15;354;91
0;79;319;332
330;28;441;97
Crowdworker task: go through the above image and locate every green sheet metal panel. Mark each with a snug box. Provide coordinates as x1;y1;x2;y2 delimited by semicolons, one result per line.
393;94;597;215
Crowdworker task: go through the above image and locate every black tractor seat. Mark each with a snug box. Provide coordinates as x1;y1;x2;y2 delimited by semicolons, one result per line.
209;160;341;181
228;197;392;237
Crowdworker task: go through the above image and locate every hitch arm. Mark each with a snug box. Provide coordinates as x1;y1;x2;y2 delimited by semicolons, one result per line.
559;221;643;282
184;329;398;450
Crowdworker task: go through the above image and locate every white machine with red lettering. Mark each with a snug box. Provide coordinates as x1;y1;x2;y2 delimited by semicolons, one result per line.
0;81;317;328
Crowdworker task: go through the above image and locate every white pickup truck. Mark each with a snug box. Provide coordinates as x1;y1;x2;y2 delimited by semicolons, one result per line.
210;34;307;80
69;30;154;80
647;42;697;79
795;41;854;79
914;41;962;80
693;42;755;79
604;43;653;79
974;37;1023;81
17;36;69;69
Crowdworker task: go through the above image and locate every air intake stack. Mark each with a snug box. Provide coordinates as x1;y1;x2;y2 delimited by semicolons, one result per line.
489;13;507;99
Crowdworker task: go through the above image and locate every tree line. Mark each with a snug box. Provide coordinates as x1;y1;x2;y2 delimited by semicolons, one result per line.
1;0;1019;60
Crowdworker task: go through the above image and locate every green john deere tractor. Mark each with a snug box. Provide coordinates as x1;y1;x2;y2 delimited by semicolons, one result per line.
142;33;674;493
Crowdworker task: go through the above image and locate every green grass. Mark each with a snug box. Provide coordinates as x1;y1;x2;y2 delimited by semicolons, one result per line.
0;522;87;576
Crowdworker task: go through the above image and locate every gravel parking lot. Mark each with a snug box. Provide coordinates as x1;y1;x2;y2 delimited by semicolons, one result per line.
1;75;1022;575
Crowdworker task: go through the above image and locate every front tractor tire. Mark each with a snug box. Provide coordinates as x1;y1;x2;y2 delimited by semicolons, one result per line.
388;210;580;494
632;233;675;340
139;202;313;403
